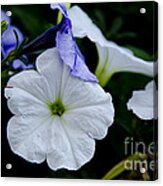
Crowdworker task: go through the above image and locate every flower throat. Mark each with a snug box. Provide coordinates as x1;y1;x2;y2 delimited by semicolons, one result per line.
49;100;65;116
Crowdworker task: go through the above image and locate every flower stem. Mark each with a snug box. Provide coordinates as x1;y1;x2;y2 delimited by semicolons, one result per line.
102;152;147;180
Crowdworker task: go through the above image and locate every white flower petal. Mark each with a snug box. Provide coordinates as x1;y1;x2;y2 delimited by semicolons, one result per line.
36;48;63;99
5;87;49;116
6;70;54;102
127;80;158;120
47;116;95;170
60;63;113;109
95;43;155;86
63;92;114;140
7;115;52;163
59;65;115;140
68;5;107;46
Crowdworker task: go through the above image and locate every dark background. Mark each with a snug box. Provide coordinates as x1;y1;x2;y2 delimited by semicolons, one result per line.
1;1;158;180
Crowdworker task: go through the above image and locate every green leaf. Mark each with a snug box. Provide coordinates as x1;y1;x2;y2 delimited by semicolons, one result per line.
117;32;137;39
13;29;19;49
12;7;48;39
102;152;147;180
1;20;8;35
1;70;11;88
109;17;123;34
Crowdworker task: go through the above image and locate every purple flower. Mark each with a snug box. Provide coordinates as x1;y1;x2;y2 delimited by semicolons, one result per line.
12;58;33;70
51;3;98;82
1;10;32;70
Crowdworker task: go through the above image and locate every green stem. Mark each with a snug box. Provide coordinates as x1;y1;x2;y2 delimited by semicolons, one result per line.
1;57;9;67
102;152;147;180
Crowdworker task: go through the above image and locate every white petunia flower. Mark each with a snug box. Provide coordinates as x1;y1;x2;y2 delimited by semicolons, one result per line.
127;80;158;120
5;48;114;171
68;6;156;86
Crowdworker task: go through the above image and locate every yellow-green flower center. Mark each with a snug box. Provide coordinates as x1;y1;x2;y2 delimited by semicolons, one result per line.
49;100;65;116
